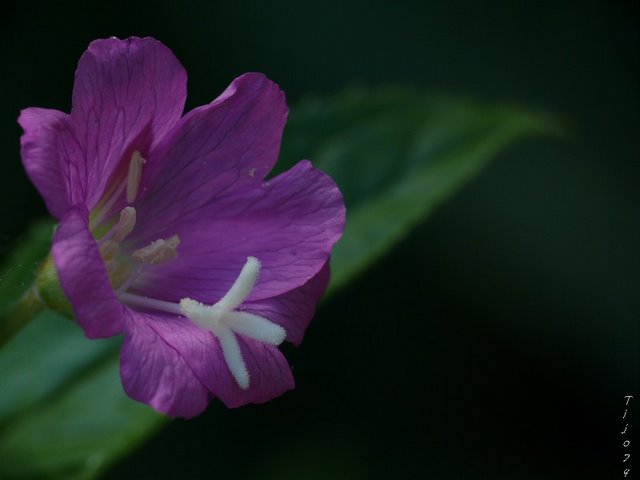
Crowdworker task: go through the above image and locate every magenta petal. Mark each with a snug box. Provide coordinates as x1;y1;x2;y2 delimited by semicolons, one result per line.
120;311;211;418
132;160;345;303
52;206;125;338
244;262;330;346
70;37;187;208
204;336;295;408
120;311;294;414
18;108;74;218
134;73;288;233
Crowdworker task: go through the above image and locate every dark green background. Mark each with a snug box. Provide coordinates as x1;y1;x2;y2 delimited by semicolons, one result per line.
1;1;638;478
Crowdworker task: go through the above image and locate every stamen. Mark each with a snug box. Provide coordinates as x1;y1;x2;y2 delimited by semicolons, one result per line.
132;235;180;265
115;266;144;295
126;151;146;204
89;181;126;230
112;207;137;242
99;240;119;260
90;151;144;231
107;262;133;290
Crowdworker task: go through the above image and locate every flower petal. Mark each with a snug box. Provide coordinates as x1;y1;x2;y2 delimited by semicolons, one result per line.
18;108;75;218
134;73;288;231
120;309;293;414
71;37;187;208
120;311;211;418
244;261;330;346
52;206;125;338
204;335;295;408
131;160;345;303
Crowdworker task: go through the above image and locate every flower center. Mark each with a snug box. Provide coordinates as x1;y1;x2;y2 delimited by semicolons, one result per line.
91;151;284;390
96;204;180;292
90;150;146;231
91;151;180;291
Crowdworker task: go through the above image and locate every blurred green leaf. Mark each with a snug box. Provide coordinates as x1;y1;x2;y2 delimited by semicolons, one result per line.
280;87;560;292
0;311;119;425
0;220;55;345
0;219;54;307
0;87;558;479
0;349;161;480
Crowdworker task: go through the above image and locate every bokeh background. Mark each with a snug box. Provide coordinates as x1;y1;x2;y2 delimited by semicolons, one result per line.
1;1;638;478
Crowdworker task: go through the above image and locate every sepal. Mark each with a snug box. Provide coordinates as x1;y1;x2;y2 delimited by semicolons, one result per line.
36;254;73;318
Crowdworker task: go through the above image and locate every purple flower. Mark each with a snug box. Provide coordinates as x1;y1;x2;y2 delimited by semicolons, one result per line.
18;37;345;418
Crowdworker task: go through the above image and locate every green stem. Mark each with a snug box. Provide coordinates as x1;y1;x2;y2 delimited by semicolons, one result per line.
0;254;73;348
36;255;73;317
0;284;45;348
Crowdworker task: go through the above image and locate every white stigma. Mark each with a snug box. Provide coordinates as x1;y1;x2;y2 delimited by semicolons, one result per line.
180;256;286;389
126;151;146;204
119;256;286;390
215;256;260;311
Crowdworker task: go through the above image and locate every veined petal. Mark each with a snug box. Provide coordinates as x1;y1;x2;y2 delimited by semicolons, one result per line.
120;309;293;414
243;261;330;346
70;37;187;209
18;108;76;219
134;73;288;233
52;206;125;338
204;335;295;408
120;311;211;418
131;161;345;303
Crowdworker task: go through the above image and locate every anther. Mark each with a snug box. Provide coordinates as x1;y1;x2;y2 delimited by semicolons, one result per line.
126;151;146;204
112;207;137;242
132;235;180;265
